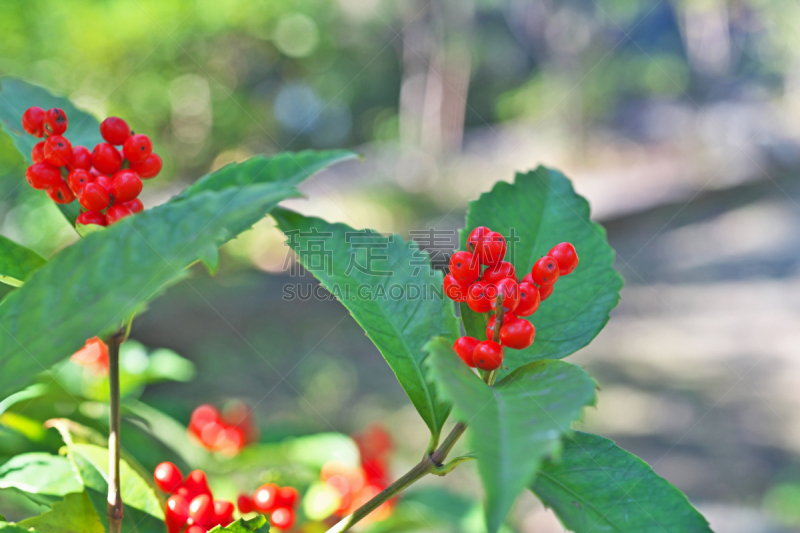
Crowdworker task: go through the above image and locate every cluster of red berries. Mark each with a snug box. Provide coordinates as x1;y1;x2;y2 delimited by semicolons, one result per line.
444;226;579;371
21;106;162;226
236;484;299;530
320;425;394;521
188;404;258;456
154;463;235;533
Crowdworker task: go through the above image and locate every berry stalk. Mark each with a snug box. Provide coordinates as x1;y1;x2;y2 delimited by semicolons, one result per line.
326;420;469;533
106;328;127;533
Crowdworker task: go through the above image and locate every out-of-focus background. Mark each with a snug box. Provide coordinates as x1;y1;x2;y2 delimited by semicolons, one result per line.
1;0;800;531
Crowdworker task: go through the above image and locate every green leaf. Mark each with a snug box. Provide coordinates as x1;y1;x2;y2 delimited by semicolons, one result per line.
273;209;459;445
530;431;712;533
426;337;597;533
461;167;623;371
0;236;46;287
174;150;358;200
459;302;489;339
46;420;165;532
18;492;105;533
210;515;270;532
0;78;105;226
0;181;296;400
0;453;82;505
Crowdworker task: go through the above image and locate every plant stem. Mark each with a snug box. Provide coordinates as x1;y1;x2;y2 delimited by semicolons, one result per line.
326;421;469;533
106;328;126;533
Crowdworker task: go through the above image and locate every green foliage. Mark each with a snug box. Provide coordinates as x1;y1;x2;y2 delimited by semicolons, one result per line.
426;337;597;533
175;150;358;200
0;78;104;225
0;181;296;400
0;453;81;505
460;167;623;372
210;515;270;532
531;432;712;533
0;235;46;287
272;208;459;446
18;492;105;533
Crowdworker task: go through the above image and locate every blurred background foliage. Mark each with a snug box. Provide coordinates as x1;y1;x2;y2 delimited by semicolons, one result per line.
2;0;800;531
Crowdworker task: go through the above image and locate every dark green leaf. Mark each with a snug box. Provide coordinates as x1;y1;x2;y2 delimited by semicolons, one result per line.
531;431;712;533
0;236;46;287
174;150;358;200
0;181;296;400
0;453;81;505
273;209;459;445
46;420;165;532
459;302;489;339
18;492;105;533
0;78;106;226
461;167;623;371
426;337;597;533
210;515;270;532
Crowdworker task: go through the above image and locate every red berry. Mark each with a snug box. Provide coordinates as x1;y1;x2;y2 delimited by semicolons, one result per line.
100;117;131;145
492;278;520;313
237;494;254;514
43;135;73;167
111;169;142;203
453;336;480;367
70;146;92;171
182;470;212;500
123;133;152;163
548;242;578;275
25;163;61;190
166;494;190;533
22;106;46;137
44;108;68;136
539;283;554;301
123;198;144;214
186;526;207;533
68;169;94;194
95;174;113;193
467;281;494;313
477;231;506;266
31;141;45;163
213;499;235;526
271;507;295;530
515;282;540;316
154;462;183;493
253;483;279;513
481;260;515;285
189;404;220;437
473;340;504;370
189;494;216;529
91;143;123;174
531;256;560;286
275;486;299;509
130;153;162;178
466;226;489;253
79;182;110;212
443;274;469;303
521;273;534;286
499;318;535;349
76;211;107;227
46;180;75;204
448;251;480;284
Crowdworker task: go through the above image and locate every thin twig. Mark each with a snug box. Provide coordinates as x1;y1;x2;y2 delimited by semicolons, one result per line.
106;328;126;533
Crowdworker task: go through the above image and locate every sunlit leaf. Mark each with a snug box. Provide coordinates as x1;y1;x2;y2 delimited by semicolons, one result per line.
273;209;459;445
0;236;46;287
426;337;596;532
531;431;712;533
18;492;105;533
0;453;81;505
0;181;297;400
